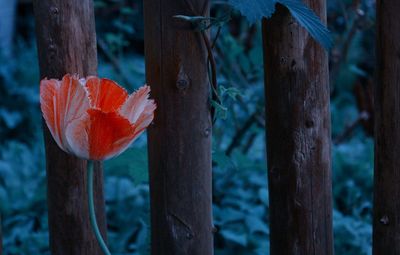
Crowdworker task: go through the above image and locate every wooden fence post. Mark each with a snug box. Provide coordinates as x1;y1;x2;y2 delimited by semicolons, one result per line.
33;1;107;254
143;0;214;254
262;1;333;254
373;2;400;254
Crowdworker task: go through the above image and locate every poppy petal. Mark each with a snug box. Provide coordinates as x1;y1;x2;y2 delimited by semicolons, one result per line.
65;113;90;159
85;77;129;112
40;74;90;153
89;109;140;160
119;85;156;124
133;103;156;132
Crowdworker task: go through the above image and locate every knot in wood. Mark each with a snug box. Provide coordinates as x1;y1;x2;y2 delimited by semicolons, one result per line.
176;79;189;90
291;59;297;68
203;127;211;137
186;232;194;240
50;6;59;15
176;66;190;90
48;42;56;59
305;120;314;128
380;215;389;225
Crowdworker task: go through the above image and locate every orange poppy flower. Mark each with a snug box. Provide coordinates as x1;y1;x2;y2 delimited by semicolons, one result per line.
40;74;156;161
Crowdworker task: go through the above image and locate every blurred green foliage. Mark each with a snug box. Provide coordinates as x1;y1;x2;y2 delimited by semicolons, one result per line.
0;0;375;254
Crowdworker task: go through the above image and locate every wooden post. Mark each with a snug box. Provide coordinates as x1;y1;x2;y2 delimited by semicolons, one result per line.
373;2;400;254
262;1;333;254
143;0;214;254
33;1;107;254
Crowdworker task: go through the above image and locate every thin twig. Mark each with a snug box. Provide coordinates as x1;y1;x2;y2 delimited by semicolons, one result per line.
211;26;222;49
226;110;260;156
180;0;220;122
202;31;220;117
333;111;370;145
242;132;258;154
330;2;364;93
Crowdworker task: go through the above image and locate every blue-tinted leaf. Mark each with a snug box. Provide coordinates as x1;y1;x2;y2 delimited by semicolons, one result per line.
227;0;276;23
227;0;332;49
105;147;149;184
0;109;22;128
245;215;269;234
211;100;228;119
278;0;333;49
220;229;248;246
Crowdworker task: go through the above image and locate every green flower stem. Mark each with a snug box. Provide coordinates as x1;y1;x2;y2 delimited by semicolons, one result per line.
87;161;111;255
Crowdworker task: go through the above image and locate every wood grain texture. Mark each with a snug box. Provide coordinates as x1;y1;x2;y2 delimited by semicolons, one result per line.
143;0;214;254
33;1;107;254
373;1;400;254
262;2;333;255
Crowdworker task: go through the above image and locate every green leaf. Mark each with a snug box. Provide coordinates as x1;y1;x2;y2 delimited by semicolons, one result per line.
278;0;333;49
220;86;241;101
211;100;228;119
